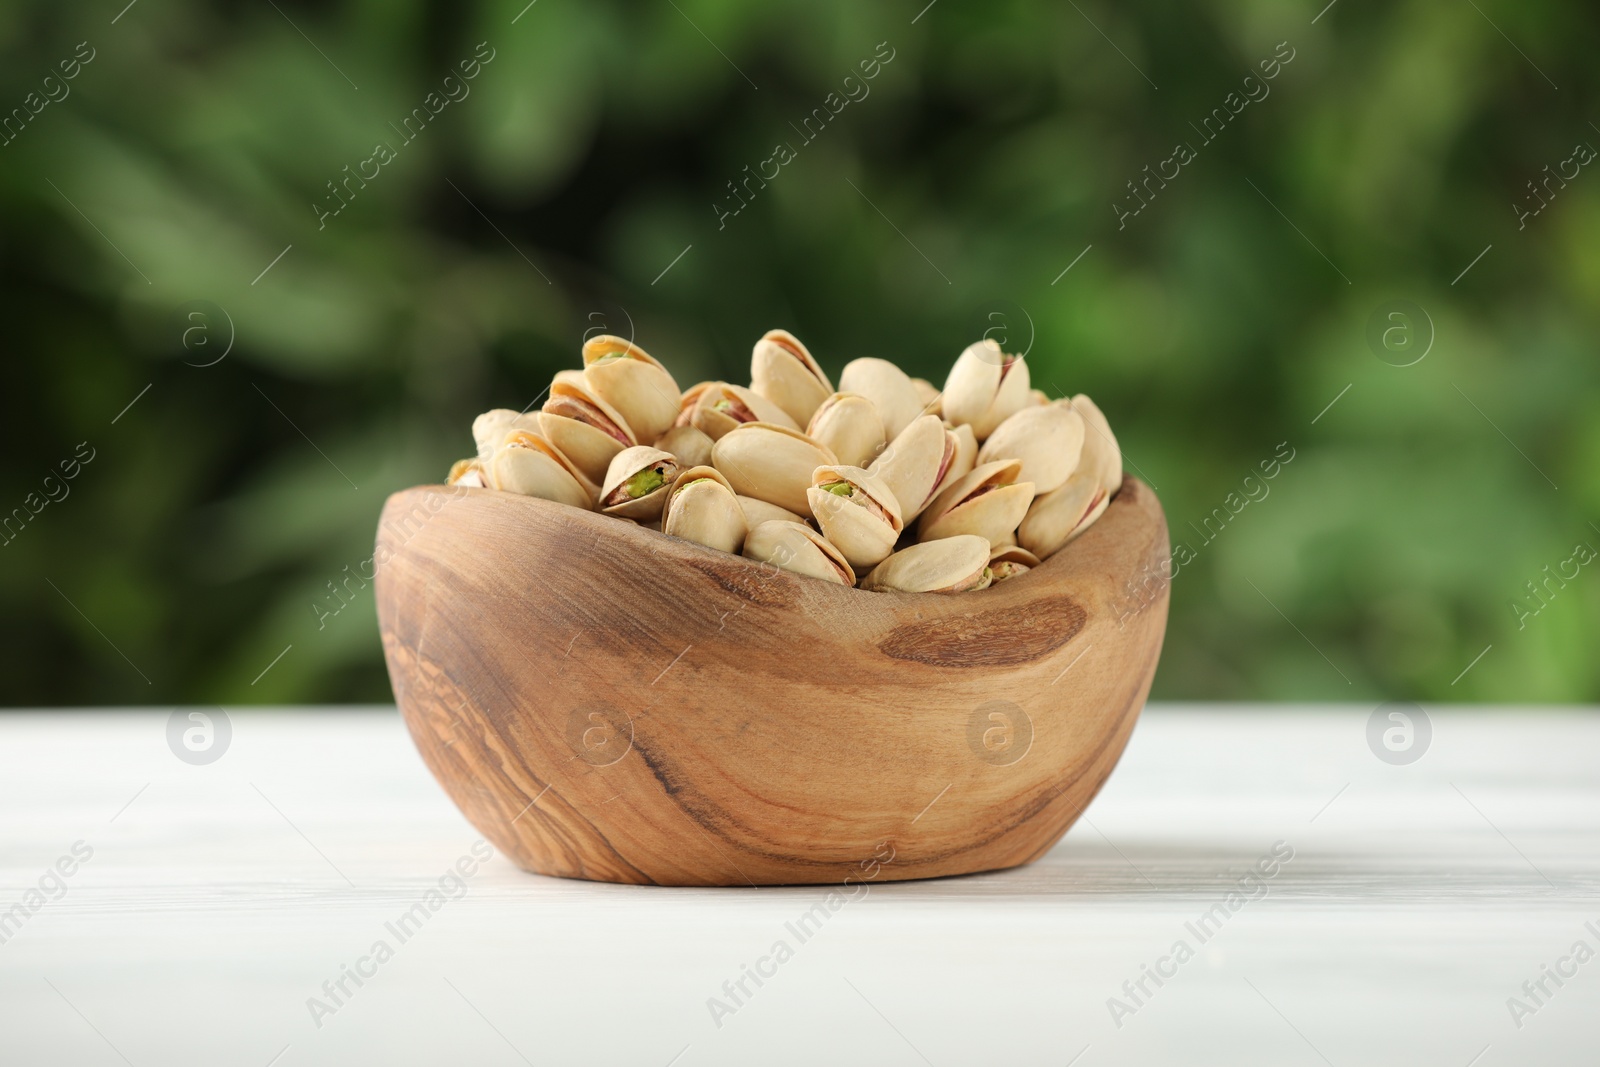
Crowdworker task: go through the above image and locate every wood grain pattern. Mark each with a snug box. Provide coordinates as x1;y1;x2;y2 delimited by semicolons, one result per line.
373;477;1170;885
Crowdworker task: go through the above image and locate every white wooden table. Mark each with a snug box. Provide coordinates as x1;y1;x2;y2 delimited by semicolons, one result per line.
1;706;1595;1066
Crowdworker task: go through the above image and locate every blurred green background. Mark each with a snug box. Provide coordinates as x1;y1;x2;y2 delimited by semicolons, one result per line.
1;0;1595;706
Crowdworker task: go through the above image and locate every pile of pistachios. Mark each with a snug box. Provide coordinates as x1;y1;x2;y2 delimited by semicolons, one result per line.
447;331;1122;593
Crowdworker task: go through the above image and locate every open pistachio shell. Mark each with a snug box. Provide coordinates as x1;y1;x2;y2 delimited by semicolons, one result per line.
1017;465;1110;559
711;423;837;517
1069;394;1124;497
988;544;1041;583
861;535;993;593
938;423;978;498
751;329;833;427
540;375;638;484
662;466;747;554
807;465;904;570
807;392;885;469
675;381;716;428
446;458;487;488
868;414;958;523
736;495;804;528
582;335;682;443
473;409;538;460
742;520;856;586
912;377;942;417
600;446;682;520
839;357;925;442
656;424;715;469
941;340;1032;439
918;458;1036;545
489;430;594;509
977;402;1085;495
691;382;799;441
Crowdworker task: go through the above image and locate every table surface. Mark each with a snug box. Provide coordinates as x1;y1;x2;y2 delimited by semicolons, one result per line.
1;705;1596;1067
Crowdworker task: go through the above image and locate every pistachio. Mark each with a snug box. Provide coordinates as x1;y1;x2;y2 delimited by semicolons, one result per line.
912;377;942;417
942;340;1032;439
977;402;1085;494
938;423;979;498
711;422;837;516
662;465;747;554
867;414;961;523
655;424;715;469
807;392;885;469
861;535;993;593
1030;388;1051;407
917;458;1036;546
582;335;682;443
1068;394;1123;497
675;381;716;428
691;382;800;441
472;408;537;460
1017;464;1109;559
600;446;682;520
751;329;834;427
807;465;904;570
540;373;638;484
742;520;856;586
987;544;1041;583
489;430;595;509
839;357;926;442
446;458;487;488
736;494;805;528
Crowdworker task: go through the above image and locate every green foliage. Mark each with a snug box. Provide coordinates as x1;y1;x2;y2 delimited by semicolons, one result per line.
1;0;1595;704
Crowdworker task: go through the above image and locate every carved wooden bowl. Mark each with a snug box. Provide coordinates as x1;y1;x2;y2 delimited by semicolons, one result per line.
374;477;1169;886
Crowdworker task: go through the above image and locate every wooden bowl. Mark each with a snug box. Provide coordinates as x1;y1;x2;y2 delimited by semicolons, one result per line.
374;478;1169;886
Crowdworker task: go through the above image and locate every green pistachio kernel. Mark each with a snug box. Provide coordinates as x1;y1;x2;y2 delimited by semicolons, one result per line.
626;467;666;498
820;481;853;497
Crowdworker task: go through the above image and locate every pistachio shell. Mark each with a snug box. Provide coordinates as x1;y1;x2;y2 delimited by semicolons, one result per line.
987;544;1040;583
807;392;885;469
489;430;594;509
977;403;1085;495
539;376;637;484
446;458;486;488
742;520;855;586
736;495;804;528
918;458;1035;545
807;465;904;570
1030;389;1051;407
751;329;834;427
711;423;837;516
937;423;979;498
912;377;942;417
663;466;747;554
691;382;799;441
675;381;716;428
868;414;959;523
473;408;537;460
861;535;993;593
839;357;925;442
655;424;715;469
941;340;1032;439
1069;394;1123;496
582;335;682;443
599;446;682;520
1017;465;1110;559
